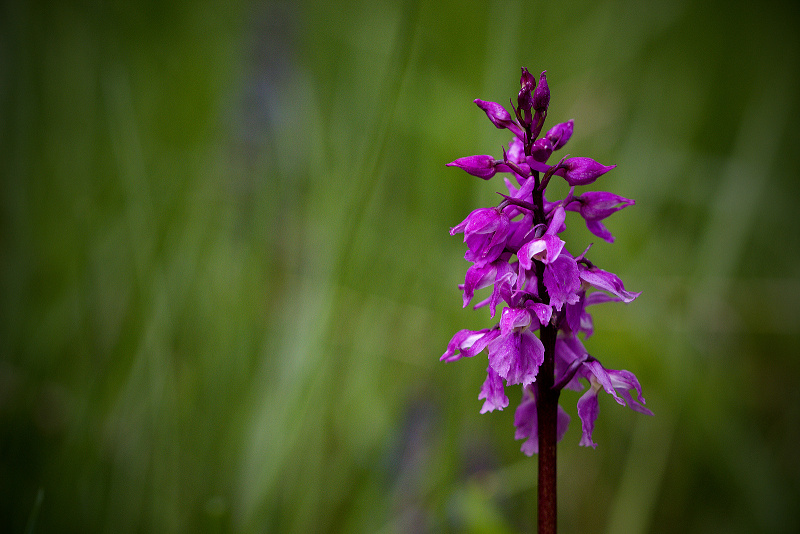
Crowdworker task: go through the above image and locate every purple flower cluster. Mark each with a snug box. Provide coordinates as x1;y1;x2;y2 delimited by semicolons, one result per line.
442;68;652;455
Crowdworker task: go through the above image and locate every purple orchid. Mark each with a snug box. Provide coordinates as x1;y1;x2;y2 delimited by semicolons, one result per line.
441;68;651;460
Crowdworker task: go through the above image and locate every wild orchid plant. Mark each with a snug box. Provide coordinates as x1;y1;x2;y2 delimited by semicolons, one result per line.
441;68;652;533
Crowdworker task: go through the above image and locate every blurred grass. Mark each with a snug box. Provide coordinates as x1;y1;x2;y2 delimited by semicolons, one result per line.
2;0;800;532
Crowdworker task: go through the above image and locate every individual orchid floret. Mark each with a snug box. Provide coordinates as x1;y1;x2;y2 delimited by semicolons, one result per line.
461;262;498;308
566;191;635;243
447;154;498;179
584;360;652;415
441;328;499;362
555;156;616;186
577;360;653;448
474;99;524;139
546;120;574;150
517;207;566;281
450;207;510;266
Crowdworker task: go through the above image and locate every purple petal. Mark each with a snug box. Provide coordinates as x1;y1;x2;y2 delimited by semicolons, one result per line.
488;329;543;386
505;137;526;165
514;389;539;454
441;328;499;362
488;262;516;318
585;219;615;243
554;335;587;391
479;366;509;413
526;302;553;327
564;291;587;335
524;156;553;174
577;385;601;448
577;191;635;220
543;254;581;311
585;291;618;306
441;329;483;362
578;266;641;303
462;262;498;308
545;205;566;235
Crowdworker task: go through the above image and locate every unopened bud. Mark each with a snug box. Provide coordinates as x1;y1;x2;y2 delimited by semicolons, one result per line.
546;120;574;150
555;157;615;186
532;71;550;112
447;155;498;179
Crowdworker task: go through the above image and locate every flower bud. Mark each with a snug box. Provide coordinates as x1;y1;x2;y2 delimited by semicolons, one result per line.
447;155;497;179
546;119;574;150
474;100;523;138
532;71;550;112
555;157;615;186
517;67;536;113
530;137;554;163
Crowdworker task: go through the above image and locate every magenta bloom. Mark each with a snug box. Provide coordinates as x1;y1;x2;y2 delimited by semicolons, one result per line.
450;207;510;266
442;68;651;455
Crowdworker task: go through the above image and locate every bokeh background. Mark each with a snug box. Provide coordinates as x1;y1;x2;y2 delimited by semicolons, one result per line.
2;0;799;532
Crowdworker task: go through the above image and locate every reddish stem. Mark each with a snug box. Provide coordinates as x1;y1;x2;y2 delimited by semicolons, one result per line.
537;322;559;534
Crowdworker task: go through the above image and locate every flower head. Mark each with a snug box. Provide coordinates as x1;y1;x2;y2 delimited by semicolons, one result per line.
442;68;650;454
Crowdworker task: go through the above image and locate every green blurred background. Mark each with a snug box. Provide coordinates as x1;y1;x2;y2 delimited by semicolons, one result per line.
2;0;799;532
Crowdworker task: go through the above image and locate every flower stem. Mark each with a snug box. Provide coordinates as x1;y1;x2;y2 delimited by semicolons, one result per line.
537;321;559;534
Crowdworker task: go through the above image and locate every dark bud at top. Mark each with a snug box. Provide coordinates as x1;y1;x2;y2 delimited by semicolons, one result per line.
517;67;536;113
532;71;550;113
